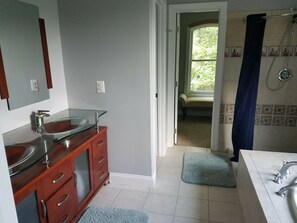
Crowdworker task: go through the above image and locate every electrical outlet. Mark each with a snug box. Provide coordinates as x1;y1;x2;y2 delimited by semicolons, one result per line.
96;81;105;93
30;79;39;91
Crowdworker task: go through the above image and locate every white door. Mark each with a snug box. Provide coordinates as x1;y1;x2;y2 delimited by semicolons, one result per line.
149;0;167;180
173;13;180;144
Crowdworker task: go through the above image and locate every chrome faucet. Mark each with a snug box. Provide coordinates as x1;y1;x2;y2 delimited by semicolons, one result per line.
274;160;297;184
35;110;50;133
276;182;297;197
96;112;100;130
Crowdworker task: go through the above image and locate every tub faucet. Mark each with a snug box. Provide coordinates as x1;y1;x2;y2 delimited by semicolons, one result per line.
274;160;297;184
35;110;50;133
276;182;297;197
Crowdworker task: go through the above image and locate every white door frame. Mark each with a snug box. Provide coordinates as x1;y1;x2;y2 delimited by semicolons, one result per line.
167;2;227;151
149;0;167;181
155;0;167;158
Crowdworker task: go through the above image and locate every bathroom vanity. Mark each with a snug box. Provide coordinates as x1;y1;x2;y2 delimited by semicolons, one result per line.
4;109;108;223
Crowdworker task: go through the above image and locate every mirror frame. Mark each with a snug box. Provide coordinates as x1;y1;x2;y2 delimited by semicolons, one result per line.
39;18;53;89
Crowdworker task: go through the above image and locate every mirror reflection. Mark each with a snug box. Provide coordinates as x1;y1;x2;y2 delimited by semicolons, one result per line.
0;0;49;110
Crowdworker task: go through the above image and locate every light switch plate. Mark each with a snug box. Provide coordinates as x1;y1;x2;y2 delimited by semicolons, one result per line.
30;79;39;91
96;81;105;93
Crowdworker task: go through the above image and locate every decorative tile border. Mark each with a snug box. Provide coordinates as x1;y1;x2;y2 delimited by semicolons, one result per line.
272;116;285;127
255;105;261;114
260;116;272;126
285;117;297;127
286;105;297;116
225;104;235;114
261;104;274;115
220;104;297;127
274;105;286;115
225;45;297;58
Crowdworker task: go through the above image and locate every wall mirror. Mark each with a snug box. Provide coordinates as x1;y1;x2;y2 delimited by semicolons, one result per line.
0;0;50;110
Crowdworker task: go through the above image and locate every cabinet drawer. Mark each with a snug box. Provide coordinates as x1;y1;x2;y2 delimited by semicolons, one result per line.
92;131;107;157
46;178;76;223
42;159;72;199
93;163;108;190
93;150;107;171
54;203;76;223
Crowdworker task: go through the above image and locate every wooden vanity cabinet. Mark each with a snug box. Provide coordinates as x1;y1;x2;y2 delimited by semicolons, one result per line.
12;127;109;223
40;158;77;223
91;130;109;191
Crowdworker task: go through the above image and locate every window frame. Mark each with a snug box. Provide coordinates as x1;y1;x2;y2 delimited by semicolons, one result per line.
185;23;218;97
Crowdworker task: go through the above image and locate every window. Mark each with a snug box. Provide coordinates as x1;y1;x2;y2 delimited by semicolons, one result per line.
186;24;218;96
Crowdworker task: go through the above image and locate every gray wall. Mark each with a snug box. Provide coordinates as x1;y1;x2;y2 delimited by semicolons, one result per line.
58;0;152;176
167;0;297;11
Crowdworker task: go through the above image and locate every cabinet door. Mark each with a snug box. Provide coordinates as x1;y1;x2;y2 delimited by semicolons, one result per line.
73;142;92;210
16;191;41;223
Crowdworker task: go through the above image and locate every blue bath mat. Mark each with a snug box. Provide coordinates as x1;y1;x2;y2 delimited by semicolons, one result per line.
77;206;149;223
182;152;236;187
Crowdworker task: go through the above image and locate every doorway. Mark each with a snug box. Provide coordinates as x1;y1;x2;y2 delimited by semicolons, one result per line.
149;0;167;181
167;2;227;151
176;12;219;148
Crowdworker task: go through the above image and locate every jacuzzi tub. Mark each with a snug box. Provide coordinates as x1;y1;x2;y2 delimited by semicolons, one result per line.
237;150;297;223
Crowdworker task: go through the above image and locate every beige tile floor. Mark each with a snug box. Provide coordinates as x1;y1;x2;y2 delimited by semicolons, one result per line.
89;146;245;223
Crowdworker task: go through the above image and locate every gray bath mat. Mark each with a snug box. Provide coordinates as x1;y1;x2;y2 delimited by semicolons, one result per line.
182;152;236;187
78;206;149;223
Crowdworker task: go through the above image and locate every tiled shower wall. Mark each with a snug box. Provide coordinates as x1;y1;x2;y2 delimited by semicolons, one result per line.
219;10;297;153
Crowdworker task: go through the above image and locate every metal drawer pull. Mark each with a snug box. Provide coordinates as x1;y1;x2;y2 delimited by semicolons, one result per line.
97;140;104;147
61;214;70;223
52;173;65;184
99;172;106;180
98;157;105;164
57;194;70;207
40;200;47;218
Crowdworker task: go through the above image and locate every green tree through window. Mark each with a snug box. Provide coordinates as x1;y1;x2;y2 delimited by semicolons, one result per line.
188;24;218;95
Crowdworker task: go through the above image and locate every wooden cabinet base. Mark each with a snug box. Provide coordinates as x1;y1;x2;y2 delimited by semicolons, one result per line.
12;127;109;223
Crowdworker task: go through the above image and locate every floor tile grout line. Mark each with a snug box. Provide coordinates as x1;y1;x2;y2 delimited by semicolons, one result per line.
173;178;182;217
110;188;122;208
141;188;150;211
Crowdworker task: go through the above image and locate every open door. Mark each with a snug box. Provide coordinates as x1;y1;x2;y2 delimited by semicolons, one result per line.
167;2;227;151
173;14;180;144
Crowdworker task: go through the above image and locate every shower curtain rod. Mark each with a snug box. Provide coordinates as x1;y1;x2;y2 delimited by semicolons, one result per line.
262;10;297;19
243;8;297;23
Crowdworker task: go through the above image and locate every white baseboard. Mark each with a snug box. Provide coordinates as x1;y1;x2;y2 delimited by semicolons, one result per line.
110;172;156;188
